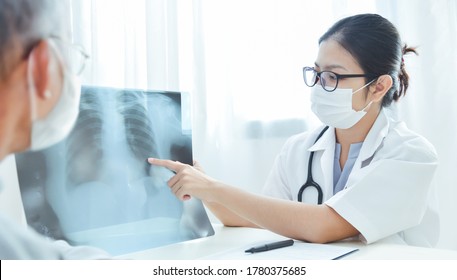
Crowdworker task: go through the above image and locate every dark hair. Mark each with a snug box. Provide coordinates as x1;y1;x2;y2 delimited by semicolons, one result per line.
319;13;416;107
0;0;64;79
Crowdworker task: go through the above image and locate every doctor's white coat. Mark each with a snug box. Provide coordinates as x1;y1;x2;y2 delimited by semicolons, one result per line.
262;109;439;246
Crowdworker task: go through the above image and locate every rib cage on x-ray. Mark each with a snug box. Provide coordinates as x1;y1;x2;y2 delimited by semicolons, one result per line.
66;90;104;186
117;90;158;175
15;86;214;256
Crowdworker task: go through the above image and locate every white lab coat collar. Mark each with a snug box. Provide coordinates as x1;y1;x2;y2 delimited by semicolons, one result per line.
306;127;335;202
307;109;390;164
308;126;335;152
358;109;390;165
305;110;390;203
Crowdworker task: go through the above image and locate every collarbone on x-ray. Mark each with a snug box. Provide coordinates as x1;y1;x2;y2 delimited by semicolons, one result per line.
15;86;214;256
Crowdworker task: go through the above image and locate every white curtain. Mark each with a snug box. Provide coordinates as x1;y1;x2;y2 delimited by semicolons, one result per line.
69;0;457;249
381;0;457;250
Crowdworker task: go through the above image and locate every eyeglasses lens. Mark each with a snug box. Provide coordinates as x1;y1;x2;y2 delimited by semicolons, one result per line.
304;68;317;87
67;45;88;75
320;71;337;91
54;40;88;75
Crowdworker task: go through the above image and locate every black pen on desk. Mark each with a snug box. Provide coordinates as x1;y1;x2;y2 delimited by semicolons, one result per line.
245;239;294;254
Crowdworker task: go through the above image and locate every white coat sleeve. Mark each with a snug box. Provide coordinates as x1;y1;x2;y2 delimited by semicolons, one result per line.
0;214;111;259
261;137;294;200
325;159;438;244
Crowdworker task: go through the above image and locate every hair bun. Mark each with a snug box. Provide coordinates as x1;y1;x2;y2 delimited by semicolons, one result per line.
396;44;418;101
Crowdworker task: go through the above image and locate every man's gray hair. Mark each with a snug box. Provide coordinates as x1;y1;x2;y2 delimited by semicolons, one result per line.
0;0;68;78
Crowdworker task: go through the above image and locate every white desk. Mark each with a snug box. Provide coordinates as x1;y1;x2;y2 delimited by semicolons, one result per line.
119;224;457;260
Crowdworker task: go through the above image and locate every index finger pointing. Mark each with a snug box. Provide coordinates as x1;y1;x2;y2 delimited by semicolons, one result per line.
147;158;184;172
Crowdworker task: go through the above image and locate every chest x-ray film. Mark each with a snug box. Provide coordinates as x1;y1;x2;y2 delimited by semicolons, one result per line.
15;86;214;256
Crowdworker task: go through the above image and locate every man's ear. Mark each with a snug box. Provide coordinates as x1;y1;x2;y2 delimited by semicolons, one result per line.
28;40;50;100
370;74;393;102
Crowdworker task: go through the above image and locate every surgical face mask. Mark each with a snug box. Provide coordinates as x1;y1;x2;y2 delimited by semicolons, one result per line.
28;46;81;151
310;82;373;129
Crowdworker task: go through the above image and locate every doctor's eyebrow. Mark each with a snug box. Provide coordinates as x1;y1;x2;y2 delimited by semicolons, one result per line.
314;62;348;72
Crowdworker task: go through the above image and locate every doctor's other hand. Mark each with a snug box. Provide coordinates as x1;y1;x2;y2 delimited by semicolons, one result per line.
147;158;219;202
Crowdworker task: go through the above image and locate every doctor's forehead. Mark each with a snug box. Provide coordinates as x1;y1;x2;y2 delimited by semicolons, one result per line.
314;39;362;73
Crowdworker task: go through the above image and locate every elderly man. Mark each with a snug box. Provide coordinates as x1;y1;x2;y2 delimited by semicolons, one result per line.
0;0;108;259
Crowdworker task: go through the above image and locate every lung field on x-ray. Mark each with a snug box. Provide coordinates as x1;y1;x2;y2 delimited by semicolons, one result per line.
117;90;158;175
59;87;182;231
66;90;105;186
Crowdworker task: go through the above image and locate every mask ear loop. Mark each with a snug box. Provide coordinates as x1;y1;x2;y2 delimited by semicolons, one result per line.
353;78;377;112
46;38;68;96
27;48;38;122
352;78;376;95
47;39;65;68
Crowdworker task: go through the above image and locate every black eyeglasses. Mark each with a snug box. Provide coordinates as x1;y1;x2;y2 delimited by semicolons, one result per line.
303;66;377;92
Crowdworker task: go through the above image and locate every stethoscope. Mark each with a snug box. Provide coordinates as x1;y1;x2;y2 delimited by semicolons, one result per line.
297;126;329;204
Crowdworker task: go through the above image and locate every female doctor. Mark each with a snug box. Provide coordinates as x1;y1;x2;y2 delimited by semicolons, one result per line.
150;13;439;246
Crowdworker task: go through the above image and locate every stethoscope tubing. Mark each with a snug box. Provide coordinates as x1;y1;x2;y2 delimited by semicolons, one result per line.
297;126;329;204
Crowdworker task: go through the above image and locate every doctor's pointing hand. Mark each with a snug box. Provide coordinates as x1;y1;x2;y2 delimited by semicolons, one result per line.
148;158;217;202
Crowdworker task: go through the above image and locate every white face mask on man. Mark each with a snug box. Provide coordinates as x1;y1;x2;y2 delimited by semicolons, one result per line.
310;82;373;129
27;41;81;151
